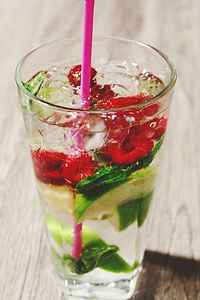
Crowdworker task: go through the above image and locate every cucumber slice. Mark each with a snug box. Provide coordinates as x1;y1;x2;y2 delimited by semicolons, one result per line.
75;166;156;222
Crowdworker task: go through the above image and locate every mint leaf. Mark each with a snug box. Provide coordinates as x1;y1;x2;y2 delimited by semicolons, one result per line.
76;165;129;195
23;71;46;95
100;255;139;273
64;242;118;275
45;217;140;275
74;166;156;223
76;137;163;199
63;239;138;274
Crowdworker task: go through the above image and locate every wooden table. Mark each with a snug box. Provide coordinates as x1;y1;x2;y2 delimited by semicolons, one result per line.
1;0;200;299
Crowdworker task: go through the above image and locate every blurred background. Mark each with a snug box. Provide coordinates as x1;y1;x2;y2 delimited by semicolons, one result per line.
0;0;199;299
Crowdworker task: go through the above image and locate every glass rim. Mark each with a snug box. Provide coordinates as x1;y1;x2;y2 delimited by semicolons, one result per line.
15;35;177;114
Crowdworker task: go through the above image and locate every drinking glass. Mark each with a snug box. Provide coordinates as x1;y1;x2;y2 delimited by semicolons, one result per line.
15;37;176;300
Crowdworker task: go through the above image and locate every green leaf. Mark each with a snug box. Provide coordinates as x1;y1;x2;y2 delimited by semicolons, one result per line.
100;255;139;273
44;216;139;275
77;165;128;195
82;239;136;273
74;140;161;223
138;192;153;227
63;239;138;275
76;137;164;200
23;71;46;95
74;166;156;223
64;242;119;275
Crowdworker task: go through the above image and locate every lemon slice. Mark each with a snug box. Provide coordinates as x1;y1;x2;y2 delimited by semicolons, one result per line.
37;181;74;213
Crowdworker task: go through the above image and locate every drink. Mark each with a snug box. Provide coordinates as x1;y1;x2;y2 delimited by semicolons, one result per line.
16;37;176;299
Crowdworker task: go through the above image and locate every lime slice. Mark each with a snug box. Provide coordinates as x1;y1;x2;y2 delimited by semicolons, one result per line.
44;214;100;246
29;101;52;119
23;71;46;95
75;166;157;222
37;181;74;213
109;192;153;231
138;74;165;96
138;192;153;226
45;215;138;274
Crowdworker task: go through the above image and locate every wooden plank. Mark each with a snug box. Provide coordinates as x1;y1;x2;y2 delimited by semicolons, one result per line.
133;251;200;300
0;0;200;299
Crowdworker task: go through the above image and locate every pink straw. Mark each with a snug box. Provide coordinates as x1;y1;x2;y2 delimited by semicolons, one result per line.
72;0;95;259
72;218;83;259
81;0;95;109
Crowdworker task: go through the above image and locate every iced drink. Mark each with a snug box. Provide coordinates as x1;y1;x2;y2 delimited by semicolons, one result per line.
16;37;176;300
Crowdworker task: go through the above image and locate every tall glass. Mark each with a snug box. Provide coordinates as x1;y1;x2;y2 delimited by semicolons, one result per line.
15;37;176;300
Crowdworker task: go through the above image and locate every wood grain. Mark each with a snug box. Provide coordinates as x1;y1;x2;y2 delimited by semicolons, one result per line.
0;0;200;299
134;251;200;300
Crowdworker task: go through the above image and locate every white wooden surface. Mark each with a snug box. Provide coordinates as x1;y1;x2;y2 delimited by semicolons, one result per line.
0;0;199;299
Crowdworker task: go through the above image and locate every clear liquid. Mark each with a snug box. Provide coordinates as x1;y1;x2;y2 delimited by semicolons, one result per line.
25;60;166;299
36;60;164;109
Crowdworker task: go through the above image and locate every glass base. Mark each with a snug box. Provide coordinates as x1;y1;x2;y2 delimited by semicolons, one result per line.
55;267;141;300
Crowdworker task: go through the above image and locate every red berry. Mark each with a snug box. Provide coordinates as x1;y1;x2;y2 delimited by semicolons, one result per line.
31;150;66;185
136;116;168;141
97;94;151;110
91;84;115;101
142;103;159;117
68;65;97;87
31;150;98;186
104;114;130;145
101;138;154;166
152;117;167;140
121;126;140;152
63;153;97;184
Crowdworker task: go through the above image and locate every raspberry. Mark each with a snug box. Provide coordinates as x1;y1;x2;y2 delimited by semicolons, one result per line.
31;150;97;186
152;117;167;140
97;94;151;110
68;65;97;87
121;126;140;152
91;84;115;101
101;138;154;166
63;153;97;184
102;114;129;146
136;116;168;140
31;150;66;185
142;103;159;117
